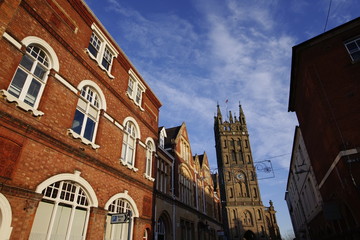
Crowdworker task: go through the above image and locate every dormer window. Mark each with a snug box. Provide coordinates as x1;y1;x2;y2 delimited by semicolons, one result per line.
159;127;167;148
127;69;146;110
87;23;118;78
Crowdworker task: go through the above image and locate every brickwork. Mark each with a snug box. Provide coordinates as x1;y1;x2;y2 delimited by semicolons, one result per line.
0;0;161;239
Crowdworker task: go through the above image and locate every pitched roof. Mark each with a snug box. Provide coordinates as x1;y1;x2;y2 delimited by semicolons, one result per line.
164;125;181;148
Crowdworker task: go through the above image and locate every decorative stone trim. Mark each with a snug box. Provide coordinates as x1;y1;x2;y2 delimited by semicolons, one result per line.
54;73;78;94
144;173;155;182
0;90;44;116
119;159;139;172
67;129;100;149
3;32;22;49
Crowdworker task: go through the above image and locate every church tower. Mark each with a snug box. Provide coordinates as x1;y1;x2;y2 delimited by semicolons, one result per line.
214;104;273;240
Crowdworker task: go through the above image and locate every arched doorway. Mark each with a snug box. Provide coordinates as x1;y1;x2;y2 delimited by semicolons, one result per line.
29;172;98;240
244;230;256;240
0;193;13;240
157;212;172;240
104;191;139;240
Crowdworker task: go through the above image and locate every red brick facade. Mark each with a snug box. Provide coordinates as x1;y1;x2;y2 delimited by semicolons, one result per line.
289;17;360;239
0;0;161;239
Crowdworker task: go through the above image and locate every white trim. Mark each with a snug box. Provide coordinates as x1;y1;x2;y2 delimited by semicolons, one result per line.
319;148;359;189
77;80;107;111
87;23;119;79
122;116;141;139
138;140;146;149
35;171;98;207
0;193;13;240
54;73;78;94
144;173;155;182
145;137;156;148
119;159;139;172
21;36;60;72
90;23;119;57
127;69;146;111
0;90;44;116
3;32;22;49
67;129;100;149
103;112;114;122
104;191;139;217
114;121;123;130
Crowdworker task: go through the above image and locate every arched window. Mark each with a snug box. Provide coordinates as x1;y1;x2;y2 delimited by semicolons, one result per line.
121;120;139;169
71;85;101;143
104;192;139;240
157;218;166;240
0;193;12;240
104;199;134;240
145;139;155;179
258;209;262;220
143;229;149;240
8;45;50;108
29;181;92;239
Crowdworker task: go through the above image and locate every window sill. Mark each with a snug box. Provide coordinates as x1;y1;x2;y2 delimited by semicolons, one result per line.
86;49;115;79
125;92;145;111
120;159;139;172
0;89;44;116
144;174;155;182
67;129;100;149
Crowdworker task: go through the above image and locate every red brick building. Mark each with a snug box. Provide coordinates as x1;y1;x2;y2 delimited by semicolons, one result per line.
288;17;360;239
0;0;161;239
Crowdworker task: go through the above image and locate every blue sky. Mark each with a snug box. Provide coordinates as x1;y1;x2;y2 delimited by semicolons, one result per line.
84;0;360;237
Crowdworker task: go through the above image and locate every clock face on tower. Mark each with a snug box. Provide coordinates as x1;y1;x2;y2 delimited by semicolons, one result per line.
236;172;245;181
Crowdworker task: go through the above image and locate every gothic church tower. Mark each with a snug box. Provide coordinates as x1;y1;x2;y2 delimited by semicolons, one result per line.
214;104;273;240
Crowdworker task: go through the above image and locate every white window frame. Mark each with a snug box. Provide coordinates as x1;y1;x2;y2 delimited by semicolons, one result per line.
0;36;59;117
159;128;167;148
68;80;106;149
0;193;13;240
345;36;360;62
29;171;98;240
120;117;140;172
126;69;146;110
104;192;139;240
144;138;155;181
86;23;119;78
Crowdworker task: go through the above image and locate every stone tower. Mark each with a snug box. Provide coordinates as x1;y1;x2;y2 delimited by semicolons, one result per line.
214;104;279;240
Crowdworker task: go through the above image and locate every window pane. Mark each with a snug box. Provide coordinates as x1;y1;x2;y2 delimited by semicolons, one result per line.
136;88;142;104
84;118;95;141
20;55;34;71
346;42;358;52
24;79;41;107
8;68;28;98
127;80;134;95
88;105;98;120
88;45;98;57
51;204;72;239
34;63;47;80
127;147;134;165
72;110;85;134
351;51;360;61
29;201;53;240
121;142;127;160
69;208;87;240
102;48;112;70
102;58;110;70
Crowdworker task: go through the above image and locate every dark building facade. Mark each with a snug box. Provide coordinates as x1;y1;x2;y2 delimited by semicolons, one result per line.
288;17;360;240
153;123;224;240
214;104;281;240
